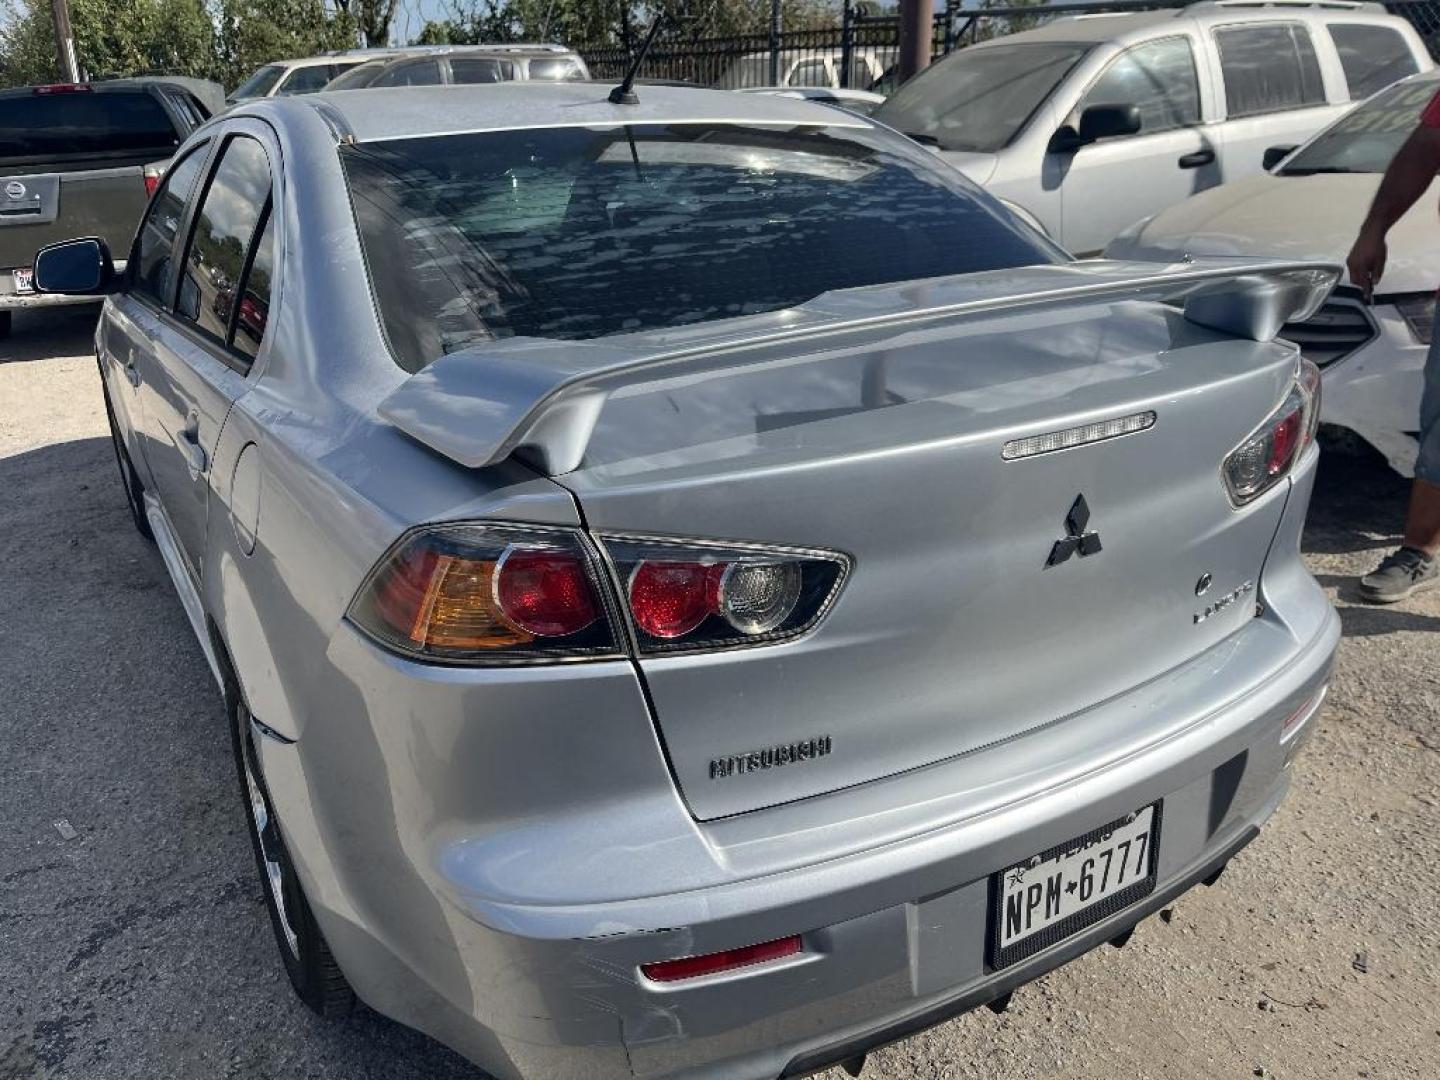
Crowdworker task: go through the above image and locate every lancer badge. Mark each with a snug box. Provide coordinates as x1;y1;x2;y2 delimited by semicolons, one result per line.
1047;494;1102;567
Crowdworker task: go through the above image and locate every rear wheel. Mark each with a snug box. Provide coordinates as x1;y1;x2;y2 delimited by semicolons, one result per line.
100;381;153;542
231;695;355;1017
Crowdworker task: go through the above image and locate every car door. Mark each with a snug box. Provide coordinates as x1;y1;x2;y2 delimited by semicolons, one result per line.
1050;36;1215;255
1210;22;1341;179
102;140;213;489
130;122;277;582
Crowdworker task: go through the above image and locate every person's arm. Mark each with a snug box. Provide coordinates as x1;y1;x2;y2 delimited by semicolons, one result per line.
1347;124;1440;299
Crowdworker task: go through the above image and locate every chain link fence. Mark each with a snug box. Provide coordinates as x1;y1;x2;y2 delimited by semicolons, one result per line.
578;0;1440;92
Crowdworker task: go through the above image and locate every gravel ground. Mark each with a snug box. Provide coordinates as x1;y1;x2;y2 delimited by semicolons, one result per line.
2;308;1437;1080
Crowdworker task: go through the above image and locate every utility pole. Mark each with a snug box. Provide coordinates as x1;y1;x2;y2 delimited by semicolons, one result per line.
897;0;930;87
768;0;781;87
49;0;79;82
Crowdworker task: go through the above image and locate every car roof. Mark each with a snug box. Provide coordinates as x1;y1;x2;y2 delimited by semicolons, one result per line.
969;0;1403;47
289;81;857;143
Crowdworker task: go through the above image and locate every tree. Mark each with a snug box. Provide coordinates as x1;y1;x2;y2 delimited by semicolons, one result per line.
333;0;399;46
0;0;215;84
212;0;357;87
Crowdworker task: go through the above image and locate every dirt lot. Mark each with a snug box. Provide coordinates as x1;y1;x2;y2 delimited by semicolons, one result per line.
2;307;1438;1080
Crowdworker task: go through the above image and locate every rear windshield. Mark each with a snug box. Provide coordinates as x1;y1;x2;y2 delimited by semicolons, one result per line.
1280;76;1439;175
0;89;178;161
343;122;1061;371
231;65;286;100
874;43;1090;153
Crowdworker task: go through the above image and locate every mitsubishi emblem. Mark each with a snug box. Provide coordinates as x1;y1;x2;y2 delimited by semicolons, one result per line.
1047;494;1103;567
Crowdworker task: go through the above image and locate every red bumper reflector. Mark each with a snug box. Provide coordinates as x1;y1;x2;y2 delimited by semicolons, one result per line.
641;935;802;983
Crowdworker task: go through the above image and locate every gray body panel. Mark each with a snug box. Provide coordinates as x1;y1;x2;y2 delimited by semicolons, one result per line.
84;85;1338;1078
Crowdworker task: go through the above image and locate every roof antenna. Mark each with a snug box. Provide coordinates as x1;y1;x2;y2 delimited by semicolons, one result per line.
609;13;666;105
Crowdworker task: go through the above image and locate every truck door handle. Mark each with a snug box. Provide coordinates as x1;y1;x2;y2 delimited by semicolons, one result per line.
175;414;206;480
1178;149;1215;169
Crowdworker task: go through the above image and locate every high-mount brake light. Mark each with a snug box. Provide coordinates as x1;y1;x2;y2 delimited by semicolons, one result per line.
606;538;849;655
1222;359;1321;506
33;83;91;95
348;525;618;663
640;936;803;983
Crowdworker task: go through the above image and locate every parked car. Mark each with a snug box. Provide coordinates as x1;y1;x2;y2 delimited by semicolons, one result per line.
874;0;1430;254
325;44;589;89
737;85;887;115
226;51;382;104
716;47;894;92
0;80;211;339
1106;70;1440;476
33;82;1339;1079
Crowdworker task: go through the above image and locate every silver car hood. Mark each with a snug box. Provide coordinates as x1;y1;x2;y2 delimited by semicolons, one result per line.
378;258;1338;477
935;149;999;185
1107;173;1440;295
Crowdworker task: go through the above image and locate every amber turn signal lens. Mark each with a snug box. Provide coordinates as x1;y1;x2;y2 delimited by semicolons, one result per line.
349;525;617;662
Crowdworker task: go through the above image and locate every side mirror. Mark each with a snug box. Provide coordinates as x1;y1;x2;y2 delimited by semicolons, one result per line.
1263;144;1298;171
1077;103;1142;143
33;237;115;296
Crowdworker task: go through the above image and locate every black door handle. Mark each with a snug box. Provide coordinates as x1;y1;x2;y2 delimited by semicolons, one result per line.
1178;149;1215;169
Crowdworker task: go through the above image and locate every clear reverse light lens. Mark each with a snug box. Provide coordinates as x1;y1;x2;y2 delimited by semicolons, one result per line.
1003;411;1156;460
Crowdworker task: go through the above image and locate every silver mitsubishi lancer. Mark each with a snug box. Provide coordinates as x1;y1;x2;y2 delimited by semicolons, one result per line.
33;81;1340;1079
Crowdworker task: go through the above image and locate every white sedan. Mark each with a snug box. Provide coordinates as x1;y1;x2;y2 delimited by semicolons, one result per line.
1107;71;1440;477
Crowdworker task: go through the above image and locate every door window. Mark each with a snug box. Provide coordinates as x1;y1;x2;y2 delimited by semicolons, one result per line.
1215;24;1326;117
451;58;518;84
1329;25;1419;100
526;57;584;81
175;136;272;362
375;59;443;87
1078;36;1200;136
231;208;276;362
790;59;831;88
131;145;208;308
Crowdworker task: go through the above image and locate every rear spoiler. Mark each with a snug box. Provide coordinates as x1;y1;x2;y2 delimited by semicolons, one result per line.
378;257;1339;476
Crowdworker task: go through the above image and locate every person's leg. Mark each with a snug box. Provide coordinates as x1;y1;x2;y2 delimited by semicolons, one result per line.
1360;336;1440;602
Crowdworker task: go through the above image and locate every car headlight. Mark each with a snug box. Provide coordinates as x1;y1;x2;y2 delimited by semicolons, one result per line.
1391;292;1434;344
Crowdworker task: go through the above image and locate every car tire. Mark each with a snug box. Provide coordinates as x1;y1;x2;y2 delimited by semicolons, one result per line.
100;379;155;542
230;694;355;1018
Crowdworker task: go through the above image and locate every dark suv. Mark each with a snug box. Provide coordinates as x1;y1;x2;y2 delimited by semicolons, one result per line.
0;80;209;338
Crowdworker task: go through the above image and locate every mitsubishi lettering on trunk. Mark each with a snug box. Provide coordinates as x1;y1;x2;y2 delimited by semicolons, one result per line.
34;83;1340;1080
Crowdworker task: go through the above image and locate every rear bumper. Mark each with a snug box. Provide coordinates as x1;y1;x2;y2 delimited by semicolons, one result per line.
259;453;1338;1080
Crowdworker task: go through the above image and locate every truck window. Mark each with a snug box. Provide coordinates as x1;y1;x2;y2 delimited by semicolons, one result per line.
1328;24;1419;101
0;90;179;164
1215;24;1326;118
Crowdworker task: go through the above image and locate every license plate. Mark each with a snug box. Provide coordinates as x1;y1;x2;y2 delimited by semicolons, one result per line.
991;804;1160;969
13;267;33;293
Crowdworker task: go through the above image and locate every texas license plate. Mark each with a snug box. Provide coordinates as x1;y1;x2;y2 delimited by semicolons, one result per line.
12;267;33;293
991;804;1159;969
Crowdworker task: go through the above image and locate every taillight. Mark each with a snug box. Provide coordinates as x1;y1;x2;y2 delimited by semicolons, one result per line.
347;525;620;663
1222;359;1321;506
605;537;848;655
640;935;803;983
142;163;165;197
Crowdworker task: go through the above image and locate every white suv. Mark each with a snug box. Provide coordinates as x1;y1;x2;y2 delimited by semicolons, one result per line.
874;0;1431;254
226;51;392;104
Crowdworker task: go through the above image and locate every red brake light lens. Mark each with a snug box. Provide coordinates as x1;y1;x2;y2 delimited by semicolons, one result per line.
349;525;617;662
607;539;848;655
1222;359;1321;506
641;935;802;983
33;83;91;95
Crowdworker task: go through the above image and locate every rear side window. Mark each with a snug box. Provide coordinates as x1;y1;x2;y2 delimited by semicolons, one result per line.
342;123;1062;371
1080;37;1200;135
231;65;285;99
176;136;272;360
0;90;179;162
1215;24;1326;117
275;65;336;96
526;58;584;81
232;209;276;362
131;146;208;307
1329;24;1419;100
450;58;518;84
375;60;443;87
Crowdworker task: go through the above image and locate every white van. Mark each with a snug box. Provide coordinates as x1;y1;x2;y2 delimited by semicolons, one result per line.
873;0;1431;253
